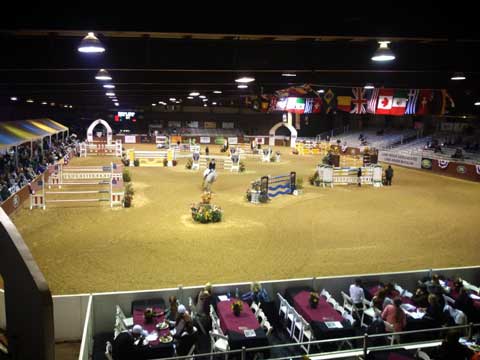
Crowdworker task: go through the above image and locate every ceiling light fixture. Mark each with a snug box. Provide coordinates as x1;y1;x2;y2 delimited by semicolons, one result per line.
50;102;55;106
105;92;115;96
169;98;176;101
235;76;255;83
189;91;200;96
212;102;217;105
64;105;68;108
41;101;47;105
371;41;395;62
69;105;73;108
78;32;105;53
202;98;208;102
282;73;296;77
203;104;208;107
10;97;17;101
187;96;194;99
237;84;248;89
199;95;206;99
213;90;222;94
26;99;34;103
114;103;119;107
103;84;115;89
474;101;480;106
451;72;466;80
95;69;112;81
152;103;156;106
364;83;375;89
317;89;324;94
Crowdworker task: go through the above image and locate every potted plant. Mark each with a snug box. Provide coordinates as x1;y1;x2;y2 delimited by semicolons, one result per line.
309;292;319;309
185;159;193;169
231;300;243;316
163;158;168;167
124;183;134;208
122;169;131;183
133;159;140;167
144;308;154;323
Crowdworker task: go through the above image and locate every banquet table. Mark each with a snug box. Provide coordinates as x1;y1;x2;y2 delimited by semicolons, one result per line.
286;287;355;342
216;299;269;353
132;306;175;359
367;349;415;360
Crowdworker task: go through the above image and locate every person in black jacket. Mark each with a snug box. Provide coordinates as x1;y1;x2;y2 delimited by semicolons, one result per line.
434;331;474;360
112;325;146;360
357;167;362;187
385;165;394;186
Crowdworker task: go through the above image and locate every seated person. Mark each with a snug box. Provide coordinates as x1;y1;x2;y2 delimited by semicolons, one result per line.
112;325;147;360
454;286;477;323
372;288;392;311
349;279;365;308
241;281;270;304
175;321;198;356
411;284;429;308
366;313;387;346
165;295;179;322
423;294;450;327
433;330;474;360
452;148;464;159
173;305;192;339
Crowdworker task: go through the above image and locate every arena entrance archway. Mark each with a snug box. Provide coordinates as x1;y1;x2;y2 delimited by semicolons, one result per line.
87;119;113;144
269;121;298;148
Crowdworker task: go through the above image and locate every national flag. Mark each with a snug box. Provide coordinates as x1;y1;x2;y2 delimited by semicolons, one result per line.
304;98;314;114
312;98;322;113
376;89;394;115
268;96;277;112
350;87;368;114
416;90;433;115
390;90;408;116
286;97;305;114
405;89;420;115
337;95;352;112
260;101;269;112
323;89;336;114
366;88;379;114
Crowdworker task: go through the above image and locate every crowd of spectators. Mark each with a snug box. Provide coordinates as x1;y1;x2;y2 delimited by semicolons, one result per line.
0;137;78;202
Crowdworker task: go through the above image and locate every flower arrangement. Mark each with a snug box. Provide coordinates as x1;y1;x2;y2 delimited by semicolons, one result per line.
239;161;246;172
191;192;222;223
309;292;320;308
122;168;131;183
185;158;193;169
124;183;134;208
144;307;155;323
231;300;243;316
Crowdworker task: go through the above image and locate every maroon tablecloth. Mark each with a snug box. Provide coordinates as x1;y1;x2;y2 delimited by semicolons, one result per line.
132;306;170;345
217;300;260;334
293;291;342;322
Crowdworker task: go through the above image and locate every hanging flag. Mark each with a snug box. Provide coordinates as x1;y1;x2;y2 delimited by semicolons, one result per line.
323;89;336;114
304;98;314;114
260;101;269;112
390;90;408;116
416;90;433;115
268;96;278;112
366;88;380;114
286;97;305;114
376;89;395;115
337;96;352;112
440;89;455;115
275;97;287;111
312;98;322;113
405;89;420;115
350;87;368;114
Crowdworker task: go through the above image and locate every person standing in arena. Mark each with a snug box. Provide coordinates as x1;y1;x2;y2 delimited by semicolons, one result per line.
385;165;394;186
357;167;362;187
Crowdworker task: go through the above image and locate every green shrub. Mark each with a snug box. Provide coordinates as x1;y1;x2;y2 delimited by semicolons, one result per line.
122;169;131;182
239;161;246;172
124;183;134;207
133;159;140;167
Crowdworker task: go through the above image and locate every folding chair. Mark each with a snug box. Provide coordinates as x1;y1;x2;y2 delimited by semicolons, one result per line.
251;301;262;317
341;291;355;315
286;305;297;338
320;289;331;300
383;321;399;345
327;296;338;308
292;314;304;343
415;350;431;360
342;312;356;327
105;341;113;360
209;330;229;360
258;311;274;336
360;299;378;328
300;317;313;354
334;303;347;316
277;293;289;321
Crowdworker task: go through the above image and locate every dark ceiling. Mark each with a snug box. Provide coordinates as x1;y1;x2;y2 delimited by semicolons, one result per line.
1;5;479;113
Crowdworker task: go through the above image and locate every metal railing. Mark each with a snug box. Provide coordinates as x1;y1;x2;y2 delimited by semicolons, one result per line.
151;323;480;360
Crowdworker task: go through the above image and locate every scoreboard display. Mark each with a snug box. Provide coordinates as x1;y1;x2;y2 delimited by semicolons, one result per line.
114;111;137;122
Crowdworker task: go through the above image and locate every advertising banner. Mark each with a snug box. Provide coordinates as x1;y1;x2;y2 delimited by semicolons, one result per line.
204;121;217;129
200;137;211;144
124;135;136;144
228;137;238;145
378;151;422;169
222;122;234;129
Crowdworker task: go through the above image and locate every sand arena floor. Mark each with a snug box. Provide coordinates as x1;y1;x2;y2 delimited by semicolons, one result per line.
8;144;480;295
